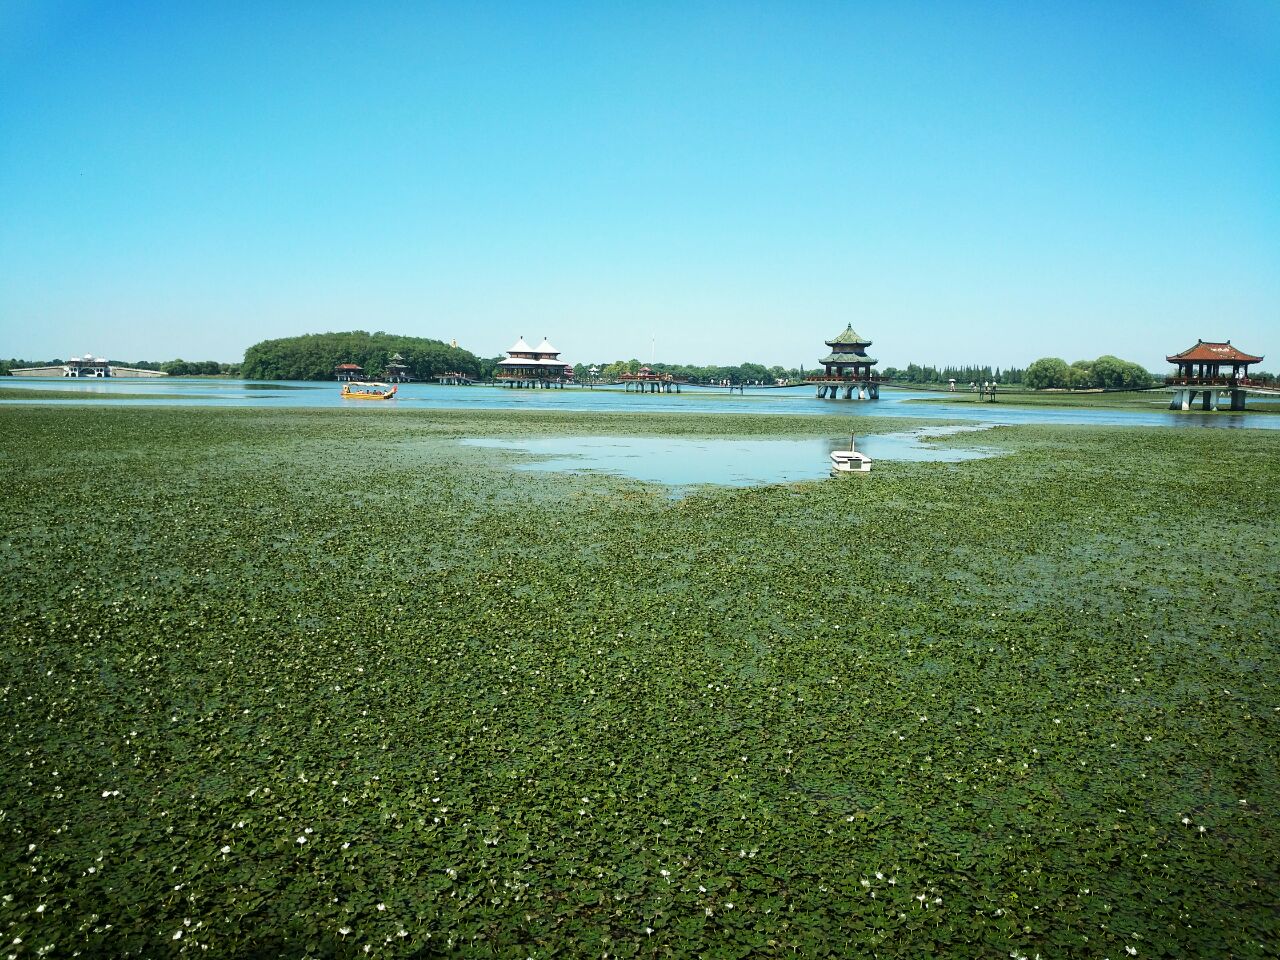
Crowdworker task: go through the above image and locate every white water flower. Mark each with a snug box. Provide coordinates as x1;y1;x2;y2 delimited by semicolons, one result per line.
220;845;231;855
339;926;351;937
296;836;307;844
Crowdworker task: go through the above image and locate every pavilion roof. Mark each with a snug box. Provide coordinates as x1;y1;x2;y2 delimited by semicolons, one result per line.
534;338;560;355
1166;340;1263;364
335;363;363;370
497;356;569;367
820;351;877;365
508;336;534;354
825;324;871;347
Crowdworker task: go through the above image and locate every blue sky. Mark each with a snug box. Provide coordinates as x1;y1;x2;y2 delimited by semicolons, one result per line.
1;1;1277;370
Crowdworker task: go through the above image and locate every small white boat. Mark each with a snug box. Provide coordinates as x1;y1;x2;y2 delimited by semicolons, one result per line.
830;434;872;473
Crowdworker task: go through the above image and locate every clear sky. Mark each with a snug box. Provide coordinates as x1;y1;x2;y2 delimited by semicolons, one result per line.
1;1;1277;371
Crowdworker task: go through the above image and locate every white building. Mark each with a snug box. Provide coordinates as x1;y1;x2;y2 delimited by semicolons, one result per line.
495;336;573;386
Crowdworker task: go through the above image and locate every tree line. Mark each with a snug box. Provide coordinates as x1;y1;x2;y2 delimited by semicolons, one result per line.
240;331;487;381
578;360;1028;386
6;343;1271;389
1023;355;1158;390
578;360;800;384
879;363;1027;385
0;358;238;376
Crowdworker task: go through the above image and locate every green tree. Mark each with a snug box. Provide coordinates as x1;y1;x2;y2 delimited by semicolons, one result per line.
241;331;485;381
1024;357;1070;389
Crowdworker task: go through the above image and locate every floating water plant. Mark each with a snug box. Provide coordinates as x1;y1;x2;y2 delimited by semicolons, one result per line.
0;405;1276;957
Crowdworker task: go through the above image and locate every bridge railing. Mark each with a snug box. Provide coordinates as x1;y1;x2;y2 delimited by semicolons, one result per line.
803;375;887;383
1165;376;1260;387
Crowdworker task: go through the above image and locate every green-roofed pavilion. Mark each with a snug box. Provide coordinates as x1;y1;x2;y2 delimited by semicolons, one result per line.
806;324;881;399
825;324;871;348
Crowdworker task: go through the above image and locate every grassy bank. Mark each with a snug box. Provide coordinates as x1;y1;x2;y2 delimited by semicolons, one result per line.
1;405;1277;958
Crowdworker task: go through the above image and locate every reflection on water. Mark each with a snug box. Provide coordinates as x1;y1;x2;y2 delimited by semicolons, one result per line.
1;377;1277;430
462;426;998;488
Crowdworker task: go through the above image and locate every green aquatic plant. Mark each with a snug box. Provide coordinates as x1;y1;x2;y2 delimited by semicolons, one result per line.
0;405;1276;957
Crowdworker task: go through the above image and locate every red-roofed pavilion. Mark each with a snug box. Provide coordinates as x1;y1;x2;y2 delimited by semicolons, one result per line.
1166;340;1265;411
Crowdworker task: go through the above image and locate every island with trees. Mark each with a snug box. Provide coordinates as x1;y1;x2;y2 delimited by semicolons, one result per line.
239;331;489;382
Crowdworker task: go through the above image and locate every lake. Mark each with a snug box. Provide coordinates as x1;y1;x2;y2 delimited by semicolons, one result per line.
3;377;1279;430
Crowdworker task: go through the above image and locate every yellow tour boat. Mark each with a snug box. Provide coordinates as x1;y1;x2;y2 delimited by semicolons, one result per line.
341;382;398;400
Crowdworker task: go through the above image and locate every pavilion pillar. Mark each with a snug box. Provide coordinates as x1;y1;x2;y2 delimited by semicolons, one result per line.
1201;390;1213;411
1230;390;1246;411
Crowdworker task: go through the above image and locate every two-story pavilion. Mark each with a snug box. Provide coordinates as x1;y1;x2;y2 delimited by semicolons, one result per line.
1166;339;1264;411
806;324;881;399
495;337;573;388
384;353;411;382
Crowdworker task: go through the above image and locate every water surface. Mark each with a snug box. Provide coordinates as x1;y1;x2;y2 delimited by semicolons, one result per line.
462;426;997;488
2;377;1278;430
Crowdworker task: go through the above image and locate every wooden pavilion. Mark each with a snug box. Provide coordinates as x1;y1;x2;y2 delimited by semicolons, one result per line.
805;324;881;399
494;336;573;388
1165;340;1264;411
384;353;412;382
618;365;683;393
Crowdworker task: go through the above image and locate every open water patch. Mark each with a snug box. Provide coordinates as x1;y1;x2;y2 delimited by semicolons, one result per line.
462;425;999;488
